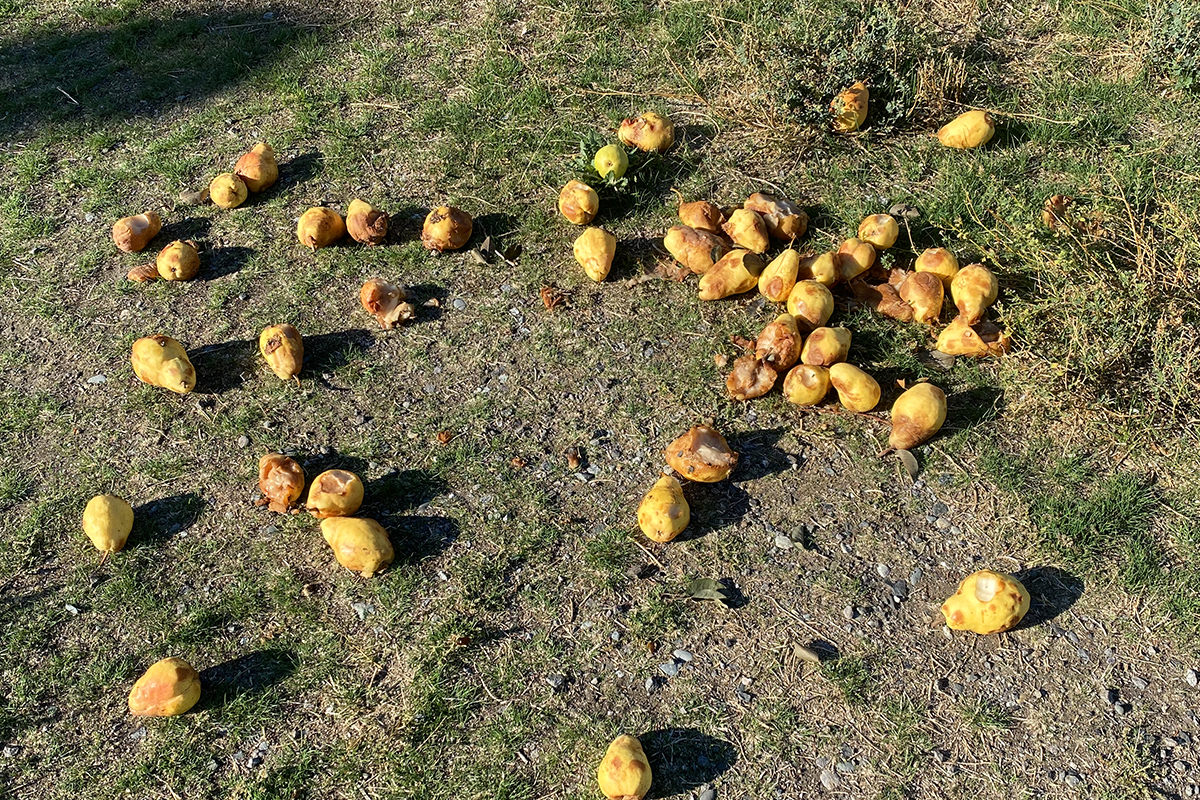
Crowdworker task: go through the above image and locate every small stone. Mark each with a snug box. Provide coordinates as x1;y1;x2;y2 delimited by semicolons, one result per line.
1065;773;1082;788
64;603;79;615
932;501;949;516
84;212;95;222
129;726;147;741
673;649;693;663
1105;688;1119;704
794;645;821;663
933;749;949;763
892;579;909;600
876;563;891;578
546;673;566;690
1176;761;1190;774
659;662;680;678
237;435;250;448
775;534;794;550
820;769;839;790
842;605;857;621
835;760;856;774
909;567;923;585
1186;669;1198;687
1130;675;1148;690
935;517;951;530
645;677;658;695
247;755;263;768
452;298;467;310
86;374;107;384
1114;702;1130;716
351;602;372;620
610;630;621;642
698;788;715;800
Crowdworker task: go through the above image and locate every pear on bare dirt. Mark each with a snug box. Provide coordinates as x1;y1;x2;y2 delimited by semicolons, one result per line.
941;570;1030;634
233;142;279;192
82;494;134;553
156;240;200;281
755;313;802;369
421;206;473;251
664;425;738;483
346;199;389;245
618;111;675;152
637;475;689;543
558;180;600;225
899;271;944;324
726;355;778;400
744;193;808;241
597;734;652;800
321;517;394;578
783;364;830;406
112;212;162;253
306;469;364;518
360;278;416;329
951;264;999;324
131;335;195;394
664;225;728;275
786;280;834;331
889;383;947;450
800;326;851;366
574;227;616;282
257;453;305;513
297;207;346;250
258;324;303;380
209;172;248;209
698;250;763;300
758;249;799;302
829;362;880;412
722;208;769;253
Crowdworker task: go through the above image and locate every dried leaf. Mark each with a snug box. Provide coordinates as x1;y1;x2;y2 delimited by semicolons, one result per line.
435;430;453;445
687;577;732;604
654;259;691;283
470;249;488;266
539;285;566;311
929;350;956;369
896;448;919;480
479;235;493;256
729;334;755;351
126;262;159;282
794;644;821;663
510;456;528;470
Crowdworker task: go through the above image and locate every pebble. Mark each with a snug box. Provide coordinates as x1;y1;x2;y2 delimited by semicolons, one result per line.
673;649;693;663
237;435;250;448
1105;688;1119;704
876;563;891;578
247;755;263;768
1065;773;1082;788
452;298;467;310
935;517;951;531
774;534;794;550
644;677;658;695
819;769;839;790
1176;761;1190;774
1186;669;1198;688
842;605;857;621
64;604;79;615
129;726;147;741
835;760;856;774
698;788;715;800
546;674;566;690
86;374;107;384
659;662;680;678
891;580;909;600
84;212;95;222
909;567;923;585
351;602;372;620
932;501;949;516
1131;675;1149;690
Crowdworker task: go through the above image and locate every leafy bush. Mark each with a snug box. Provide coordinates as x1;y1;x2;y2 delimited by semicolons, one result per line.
1146;0;1200;91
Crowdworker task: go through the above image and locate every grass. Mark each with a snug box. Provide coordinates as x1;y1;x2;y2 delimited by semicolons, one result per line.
2;0;1200;797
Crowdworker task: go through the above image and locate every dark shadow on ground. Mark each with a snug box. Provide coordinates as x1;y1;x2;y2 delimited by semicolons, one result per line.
640;727;737;798
190;338;255;394
804;639;841;662
406;283;448;324
946;385;1006;430
196;648;297;710
156;216;213;245
0;9;329;140
390;515;460;565
304;329;375;376
728;427;790;481
366;469;447;515
132;493;206;547
1012;566;1085;630
256;150;325;200
680;481;750;540
204;245;254;279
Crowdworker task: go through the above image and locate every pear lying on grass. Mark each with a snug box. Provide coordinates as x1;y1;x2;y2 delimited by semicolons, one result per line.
233;142;278;192
783;364;830;406
82;494;133;553
618;111;674;152
156;240;200;281
209;172;247;209
297;207;345;250
422;205;473;251
637;475;689;543
664;225;729;275
306;469;364;518
131;335;195;394
321;517;394;578
698;250;762;300
664;425;737;482
258;324;303;380
112;212;161;253
597;734;652;800
726;355;777;400
831;81;868;132
857;213;898;249
128;657;201;717
941;570;1029;634
938;109;996;149
829;362;880;412
574;227;617;282
558;180;600;225
258;453;305;513
346;199;389;245
722;208;769;254
360;278;416;329
889;383;947;450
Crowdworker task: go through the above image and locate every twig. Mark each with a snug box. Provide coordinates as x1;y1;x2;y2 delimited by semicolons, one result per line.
630;538;665;570
57;87;79;105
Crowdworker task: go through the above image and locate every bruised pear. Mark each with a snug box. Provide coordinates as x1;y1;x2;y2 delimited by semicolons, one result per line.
899;271;944;324
258;324;303;380
783;364;830;406
836;238;876;282
941;570;1030;634
857;214;899;249
831;81;869;132
722;209;769;254
744;193;808;241
618;111;674;153
1042;195;1071;230
558;180;600;225
593;144;628;180
112;212;162;253
637;475;689;543
209;172;248;209
126;263;160;282
800;326;851;366
258;453;305;513
664;425;738;483
915;247;959;288
346;199;389;245
360;278;416;329
676;195;725;233
131;335;195;394
597;734;652;800
421;206;473;251
889;383;947;450
829;362;880;412
799;251;839;286
321;517;394;578
306;469;364;519
155;240;200;281
786;280;834;331
82;494;134;553
951;264;998;323
726;355;777;400
755;313;802;368
936;316;1011;357
297;207;346;250
128;658;201;717
574;227;616;282
938;109;996;149
759;249;799;302
664;225;728;275
698;250;763;300
233;142;278;192
852;280;913;322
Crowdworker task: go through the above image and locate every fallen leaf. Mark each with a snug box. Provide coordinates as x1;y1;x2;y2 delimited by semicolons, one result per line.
436;430;453;445
539;285;566;311
654;258;690;282
126;263;159;282
501;244;522;265
510;456;528;469
794;644;821;663
896;448;920;480
687;577;732;605
714;353;728;368
178;187;210;206
479;235;493;256
470;249;488;265
730;334;755;351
